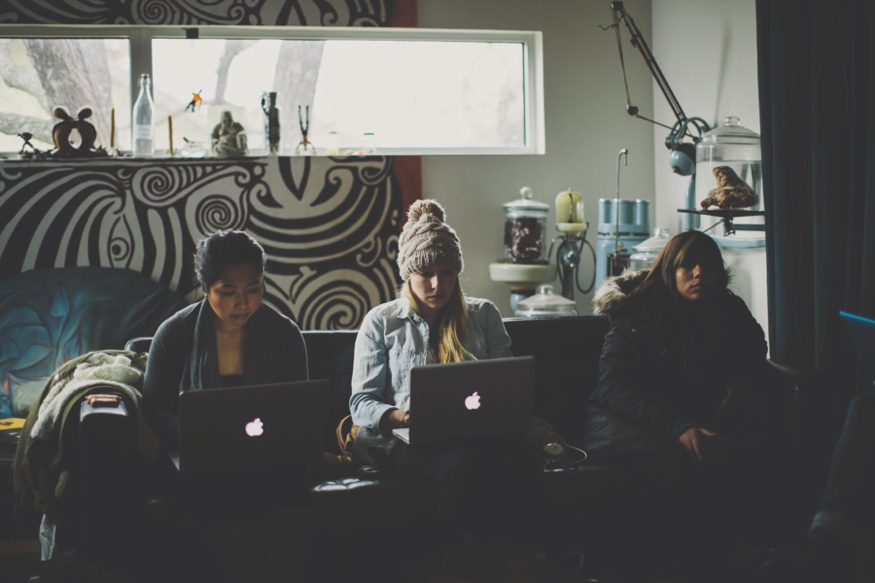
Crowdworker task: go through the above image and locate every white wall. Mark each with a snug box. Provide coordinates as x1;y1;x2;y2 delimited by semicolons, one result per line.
418;0;655;317
650;0;769;350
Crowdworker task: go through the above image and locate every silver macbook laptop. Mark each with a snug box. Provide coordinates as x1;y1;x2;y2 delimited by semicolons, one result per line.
840;311;875;383
173;379;331;473
392;356;535;446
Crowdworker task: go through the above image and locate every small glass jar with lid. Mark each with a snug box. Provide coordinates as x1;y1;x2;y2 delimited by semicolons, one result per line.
514;284;578;318
630;227;670;272
503;186;550;263
695;116;762;212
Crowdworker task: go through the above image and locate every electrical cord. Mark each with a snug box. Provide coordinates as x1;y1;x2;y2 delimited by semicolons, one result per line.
543;438;588;471
552;232;597;297
576;238;597;295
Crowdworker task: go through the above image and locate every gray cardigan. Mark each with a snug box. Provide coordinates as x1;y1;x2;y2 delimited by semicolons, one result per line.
142;299;308;451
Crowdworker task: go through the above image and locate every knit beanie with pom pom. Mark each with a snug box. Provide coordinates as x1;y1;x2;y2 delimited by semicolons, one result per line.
397;199;464;281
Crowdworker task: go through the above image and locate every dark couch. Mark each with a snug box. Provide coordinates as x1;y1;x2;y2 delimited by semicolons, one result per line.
50;314;808;578
300;316;805;541
302;316;638;532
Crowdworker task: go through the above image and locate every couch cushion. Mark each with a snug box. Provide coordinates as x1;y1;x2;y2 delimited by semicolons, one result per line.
308;471;437;531
302;330;358;456
504;316;609;445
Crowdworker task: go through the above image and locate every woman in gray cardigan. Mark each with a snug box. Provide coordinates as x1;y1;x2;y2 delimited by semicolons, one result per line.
143;229;308;451
141;229;310;583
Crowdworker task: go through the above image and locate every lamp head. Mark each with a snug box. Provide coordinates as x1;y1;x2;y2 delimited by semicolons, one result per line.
669;143;696;176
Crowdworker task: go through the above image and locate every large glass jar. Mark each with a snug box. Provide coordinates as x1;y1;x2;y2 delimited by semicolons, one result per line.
503;187;550;263
695;116;762;212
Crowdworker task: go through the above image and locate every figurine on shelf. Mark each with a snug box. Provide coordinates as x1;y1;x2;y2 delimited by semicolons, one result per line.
295;105;316;155
210;110;248;157
261;91;281;155
49;106;107;159
17;132;46;159
700;166;759;210
185;90;203;113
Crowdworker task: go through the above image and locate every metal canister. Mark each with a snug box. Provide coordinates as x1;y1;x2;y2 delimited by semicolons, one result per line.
595;198;650;289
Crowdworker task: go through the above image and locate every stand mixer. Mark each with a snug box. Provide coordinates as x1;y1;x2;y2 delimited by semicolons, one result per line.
549;189;595;301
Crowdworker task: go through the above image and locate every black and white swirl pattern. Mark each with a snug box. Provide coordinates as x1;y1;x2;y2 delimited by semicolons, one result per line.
270;263;396;330
0;0;394;26
1;0;116;24
0;156;406;329
194;194;247;233
131;0;259;25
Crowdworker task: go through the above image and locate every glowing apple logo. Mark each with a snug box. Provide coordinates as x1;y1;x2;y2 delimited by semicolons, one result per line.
245;418;264;437
464;392;481;411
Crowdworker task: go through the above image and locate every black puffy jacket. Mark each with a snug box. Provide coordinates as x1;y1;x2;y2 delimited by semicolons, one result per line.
581;270;768;461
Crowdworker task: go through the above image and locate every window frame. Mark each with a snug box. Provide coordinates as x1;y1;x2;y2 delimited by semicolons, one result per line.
0;24;545;156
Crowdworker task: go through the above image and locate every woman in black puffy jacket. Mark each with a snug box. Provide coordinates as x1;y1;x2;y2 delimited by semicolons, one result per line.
585;230;768;462
583;230;783;577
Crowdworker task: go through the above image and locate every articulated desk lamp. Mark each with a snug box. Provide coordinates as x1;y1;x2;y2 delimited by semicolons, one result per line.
604;1;711;233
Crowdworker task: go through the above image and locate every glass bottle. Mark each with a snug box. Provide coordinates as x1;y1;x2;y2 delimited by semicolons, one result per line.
362;132;377;155
132;73;154;156
326;131;340;155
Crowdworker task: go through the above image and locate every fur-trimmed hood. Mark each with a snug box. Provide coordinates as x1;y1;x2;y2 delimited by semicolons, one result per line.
591;269;649;315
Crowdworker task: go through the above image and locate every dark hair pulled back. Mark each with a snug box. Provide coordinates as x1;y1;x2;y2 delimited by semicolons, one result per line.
194;230;266;292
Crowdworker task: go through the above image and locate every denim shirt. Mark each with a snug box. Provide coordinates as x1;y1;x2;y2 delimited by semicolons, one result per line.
349;296;513;430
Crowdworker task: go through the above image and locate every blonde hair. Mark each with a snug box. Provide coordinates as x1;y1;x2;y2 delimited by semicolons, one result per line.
401;277;471;363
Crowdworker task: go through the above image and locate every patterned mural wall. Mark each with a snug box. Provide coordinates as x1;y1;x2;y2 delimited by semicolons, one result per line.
0;0;408;26
0;156;419;330
0;0;419;330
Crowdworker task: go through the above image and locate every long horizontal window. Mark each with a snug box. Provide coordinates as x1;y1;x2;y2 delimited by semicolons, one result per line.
0;25;544;156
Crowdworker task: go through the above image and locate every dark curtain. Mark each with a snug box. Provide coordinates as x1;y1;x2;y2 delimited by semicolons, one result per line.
757;0;875;395
757;0;875;500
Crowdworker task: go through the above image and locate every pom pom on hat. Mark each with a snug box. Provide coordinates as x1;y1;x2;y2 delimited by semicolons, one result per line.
397;199;463;281
407;199;445;223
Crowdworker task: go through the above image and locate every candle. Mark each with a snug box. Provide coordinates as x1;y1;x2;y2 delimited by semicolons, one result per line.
110;107;115;149
168;115;174;155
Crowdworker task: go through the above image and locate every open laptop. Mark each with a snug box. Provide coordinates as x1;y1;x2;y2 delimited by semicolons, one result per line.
392;356;535;446
173;379;330;473
840;311;875;383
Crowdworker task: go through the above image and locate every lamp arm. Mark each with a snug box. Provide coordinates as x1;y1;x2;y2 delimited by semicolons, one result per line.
606;1;710;147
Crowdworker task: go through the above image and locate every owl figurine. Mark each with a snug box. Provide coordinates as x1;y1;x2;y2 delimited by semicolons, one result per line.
700;166;759;210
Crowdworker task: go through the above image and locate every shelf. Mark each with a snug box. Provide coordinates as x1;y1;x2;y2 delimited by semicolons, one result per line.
678;208;765;237
677;209;764;218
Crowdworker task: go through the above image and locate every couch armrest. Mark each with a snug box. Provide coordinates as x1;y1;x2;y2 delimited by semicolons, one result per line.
77;398;134;570
124;337;153;353
765;360;829;453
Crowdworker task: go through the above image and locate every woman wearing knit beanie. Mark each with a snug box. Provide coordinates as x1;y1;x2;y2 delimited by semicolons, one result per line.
349;199;535;546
